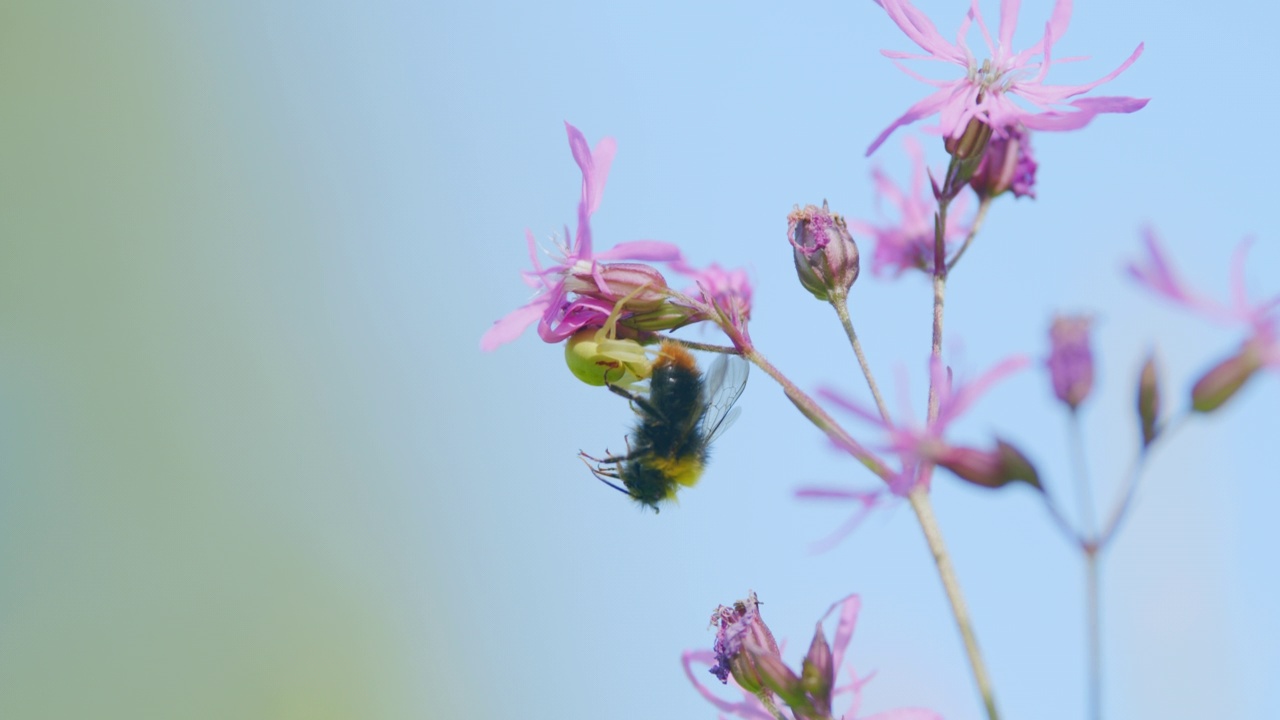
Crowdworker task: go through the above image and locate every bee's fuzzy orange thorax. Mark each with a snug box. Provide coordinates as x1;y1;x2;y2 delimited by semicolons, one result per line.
656;341;698;373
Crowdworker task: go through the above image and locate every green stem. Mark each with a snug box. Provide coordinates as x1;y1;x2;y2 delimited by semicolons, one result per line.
945;196;993;273
832;296;891;423
739;344;891;483
915;176;1001;720
908;488;1001;720
1085;548;1102;720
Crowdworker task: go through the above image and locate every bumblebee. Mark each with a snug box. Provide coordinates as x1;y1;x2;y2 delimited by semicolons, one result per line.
583;341;749;511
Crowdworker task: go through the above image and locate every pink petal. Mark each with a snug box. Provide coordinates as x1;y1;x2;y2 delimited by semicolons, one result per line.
817;388;890;427
479;301;547;351
1014;0;1073;65
1019;43;1145;104
1019;95;1149;131
997;0;1021;57
867;86;956;156
879;0;966;63
822;594;862;673
681;651;773;720
563;121;616;217
594;239;685;262
969;0;995;60
938;355;1029;427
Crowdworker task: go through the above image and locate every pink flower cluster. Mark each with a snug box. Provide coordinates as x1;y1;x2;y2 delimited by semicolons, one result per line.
684;593;942;720
481;123;752;353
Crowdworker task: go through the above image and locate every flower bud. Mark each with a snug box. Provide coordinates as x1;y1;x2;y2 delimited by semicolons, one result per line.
935;440;1042;491
1191;339;1264;413
563;328;651;387
944;116;993;161
1047;315;1095;410
788;201;861;303
562;262;671;313
1137;353;1161;445
970;125;1037;199
709;592;782;696
800;624;834;716
617;301;702;333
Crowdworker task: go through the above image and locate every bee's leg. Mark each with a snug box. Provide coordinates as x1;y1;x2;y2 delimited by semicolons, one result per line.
605;382;668;422
577;453;631;497
581;437;637;465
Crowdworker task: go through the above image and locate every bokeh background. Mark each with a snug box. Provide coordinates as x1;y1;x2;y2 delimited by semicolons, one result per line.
1;0;1275;718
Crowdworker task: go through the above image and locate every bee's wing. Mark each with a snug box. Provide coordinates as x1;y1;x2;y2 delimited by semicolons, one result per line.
701;353;749;445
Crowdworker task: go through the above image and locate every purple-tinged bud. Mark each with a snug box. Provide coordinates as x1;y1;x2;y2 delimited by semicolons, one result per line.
708;592;782;696
617;301;702;333
1047;315;1095;410
944;116;993;162
562;262;671;313
936;440;1043;491
788;201;860;303
1191;339;1265;413
970;125;1037;199
751;644;807;707
1137;353;1161;445
800;623;834;716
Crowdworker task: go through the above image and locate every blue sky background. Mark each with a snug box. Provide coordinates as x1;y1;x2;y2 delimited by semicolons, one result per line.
1;1;1276;718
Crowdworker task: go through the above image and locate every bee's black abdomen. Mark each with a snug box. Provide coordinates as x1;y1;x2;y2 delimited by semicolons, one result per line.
621;460;671;511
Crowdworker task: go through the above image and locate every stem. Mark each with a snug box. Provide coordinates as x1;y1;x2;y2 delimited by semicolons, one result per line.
1085;548;1102;720
661;336;740;355
832;296;891;423
912;182;1001;720
739;344;892;483
945;196;993;273
1097;411;1189;548
758;694;791;720
908;487;1001;720
1039;484;1085;547
1068;410;1097;538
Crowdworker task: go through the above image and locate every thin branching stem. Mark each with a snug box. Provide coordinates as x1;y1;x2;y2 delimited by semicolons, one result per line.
912;159;1002;720
946;196;993;273
832;296;891;423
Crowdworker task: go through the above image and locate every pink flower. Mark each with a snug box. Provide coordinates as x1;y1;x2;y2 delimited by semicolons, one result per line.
848;138;970;277
1128;229;1280;410
866;0;1148;155
820;355;1030;496
669;260;755;342
1046;314;1095;409
683;594;942;720
1127;229;1279;337
480;122;683;350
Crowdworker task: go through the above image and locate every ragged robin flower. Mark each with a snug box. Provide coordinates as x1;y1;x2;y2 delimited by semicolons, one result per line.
866;0;1148;156
480;122;684;351
1127;229;1280;412
684;593;943;720
820;354;1029;496
847;138;970;277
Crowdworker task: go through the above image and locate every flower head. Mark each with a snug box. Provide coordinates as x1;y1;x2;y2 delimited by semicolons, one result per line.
708;591;782;694
480;122;683;351
1128;229;1280;410
1046;314;1095;410
684;594;942;720
867;0;1148;155
848;138;970;277
788;201;861;302
669;260;755;345
821;354;1029;496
